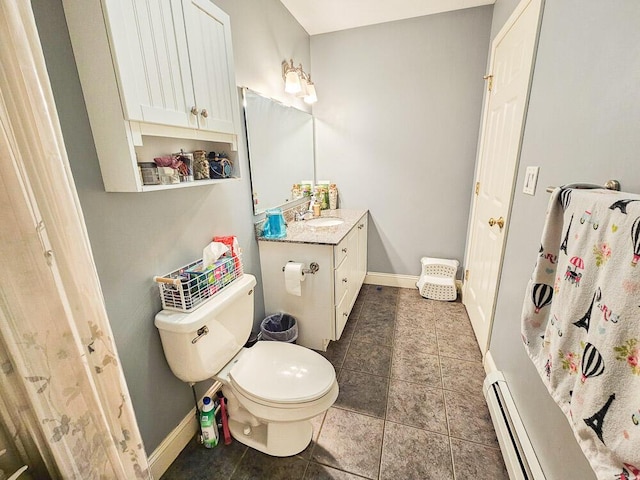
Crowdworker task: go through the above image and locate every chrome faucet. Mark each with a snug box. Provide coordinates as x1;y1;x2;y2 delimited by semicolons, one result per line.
295;209;312;221
308;194;316;213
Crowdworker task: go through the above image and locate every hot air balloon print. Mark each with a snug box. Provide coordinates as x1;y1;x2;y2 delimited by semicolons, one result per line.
581;342;605;383
631;217;640;267
532;283;553;313
565;256;584;286
559;188;572;211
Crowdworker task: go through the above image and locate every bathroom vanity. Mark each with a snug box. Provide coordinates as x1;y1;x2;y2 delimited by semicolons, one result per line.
258;209;368;351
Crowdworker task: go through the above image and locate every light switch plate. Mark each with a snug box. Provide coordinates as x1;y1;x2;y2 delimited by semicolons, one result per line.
523;166;540;195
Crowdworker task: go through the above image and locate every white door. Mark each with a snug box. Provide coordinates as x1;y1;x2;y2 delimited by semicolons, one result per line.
463;0;542;353
183;0;238;134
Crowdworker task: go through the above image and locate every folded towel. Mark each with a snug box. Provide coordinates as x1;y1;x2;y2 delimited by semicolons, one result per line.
522;187;640;479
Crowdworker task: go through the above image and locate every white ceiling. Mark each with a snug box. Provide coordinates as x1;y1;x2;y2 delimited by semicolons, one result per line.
279;0;495;35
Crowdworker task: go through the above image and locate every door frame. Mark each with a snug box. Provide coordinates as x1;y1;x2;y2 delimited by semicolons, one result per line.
462;0;544;353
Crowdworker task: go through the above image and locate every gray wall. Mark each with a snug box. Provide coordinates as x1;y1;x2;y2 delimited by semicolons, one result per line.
214;0;311;113
310;7;493;276
489;0;520;39
32;0;309;453
489;1;640;478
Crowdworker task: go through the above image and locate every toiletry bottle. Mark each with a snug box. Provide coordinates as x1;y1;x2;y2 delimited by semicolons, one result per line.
309;194;317;214
200;396;218;448
313;201;321;217
329;184;338;210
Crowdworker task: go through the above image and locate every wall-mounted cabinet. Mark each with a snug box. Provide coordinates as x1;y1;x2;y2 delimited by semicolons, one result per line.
62;0;241;192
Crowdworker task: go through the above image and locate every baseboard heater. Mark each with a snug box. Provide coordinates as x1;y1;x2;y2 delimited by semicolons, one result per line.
483;371;546;480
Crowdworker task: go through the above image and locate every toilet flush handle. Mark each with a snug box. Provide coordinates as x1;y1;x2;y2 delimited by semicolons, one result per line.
191;326;209;344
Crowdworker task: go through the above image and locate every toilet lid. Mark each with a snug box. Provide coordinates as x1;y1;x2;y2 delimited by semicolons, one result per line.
229;341;336;404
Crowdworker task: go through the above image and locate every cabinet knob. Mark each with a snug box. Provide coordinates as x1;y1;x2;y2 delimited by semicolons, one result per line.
342;248;348;253
200;108;209;118
343;312;348;317
190;106;199;116
342;277;348;283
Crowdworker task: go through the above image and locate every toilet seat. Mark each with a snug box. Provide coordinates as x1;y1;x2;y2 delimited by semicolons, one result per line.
229;341;335;405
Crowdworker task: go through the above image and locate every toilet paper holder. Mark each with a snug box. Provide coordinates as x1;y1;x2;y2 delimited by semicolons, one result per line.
282;261;319;275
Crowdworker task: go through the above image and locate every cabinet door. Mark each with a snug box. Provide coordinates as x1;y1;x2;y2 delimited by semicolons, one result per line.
104;0;197;128
334;255;349;307
341;227;359;316
334;290;349;340
183;0;238;134
356;215;368;286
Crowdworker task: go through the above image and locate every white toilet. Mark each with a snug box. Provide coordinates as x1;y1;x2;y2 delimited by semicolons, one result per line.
154;274;338;457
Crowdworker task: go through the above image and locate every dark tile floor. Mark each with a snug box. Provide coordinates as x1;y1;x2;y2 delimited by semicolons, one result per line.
161;285;508;480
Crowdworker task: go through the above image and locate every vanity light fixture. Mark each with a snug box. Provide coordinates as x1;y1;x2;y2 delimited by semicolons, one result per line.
282;59;318;104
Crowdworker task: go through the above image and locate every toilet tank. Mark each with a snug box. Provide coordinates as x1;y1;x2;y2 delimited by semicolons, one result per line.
154;274;257;383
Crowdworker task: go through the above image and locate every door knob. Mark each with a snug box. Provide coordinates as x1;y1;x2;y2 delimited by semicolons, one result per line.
488;217;505;229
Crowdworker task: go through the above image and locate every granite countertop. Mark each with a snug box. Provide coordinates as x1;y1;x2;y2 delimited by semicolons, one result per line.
258;208;368;245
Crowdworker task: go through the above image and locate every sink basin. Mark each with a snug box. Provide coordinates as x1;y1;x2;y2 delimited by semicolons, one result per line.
305;217;344;227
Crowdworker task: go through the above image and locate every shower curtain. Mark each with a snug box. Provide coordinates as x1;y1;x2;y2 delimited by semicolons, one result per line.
0;1;151;478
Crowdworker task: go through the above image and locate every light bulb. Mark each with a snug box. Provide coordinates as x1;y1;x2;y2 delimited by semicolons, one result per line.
304;83;317;104
284;70;301;94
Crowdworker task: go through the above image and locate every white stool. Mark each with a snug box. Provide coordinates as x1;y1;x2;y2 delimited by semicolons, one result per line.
416;257;459;301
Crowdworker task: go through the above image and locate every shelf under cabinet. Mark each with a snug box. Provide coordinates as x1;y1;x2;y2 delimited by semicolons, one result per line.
140;176;240;192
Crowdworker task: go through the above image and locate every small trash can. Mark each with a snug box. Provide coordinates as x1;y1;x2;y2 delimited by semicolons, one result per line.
244;330;260;348
260;313;298;343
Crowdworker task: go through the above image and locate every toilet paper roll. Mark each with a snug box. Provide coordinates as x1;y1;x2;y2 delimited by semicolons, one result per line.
284;262;305;296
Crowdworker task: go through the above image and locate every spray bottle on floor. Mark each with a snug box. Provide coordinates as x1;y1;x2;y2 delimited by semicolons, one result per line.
200;396;219;448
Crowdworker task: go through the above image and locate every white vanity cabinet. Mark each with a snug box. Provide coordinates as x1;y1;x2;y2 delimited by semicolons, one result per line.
258;211;368;351
62;0;240;192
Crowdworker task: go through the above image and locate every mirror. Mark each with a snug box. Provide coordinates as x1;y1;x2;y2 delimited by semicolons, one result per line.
243;88;315;215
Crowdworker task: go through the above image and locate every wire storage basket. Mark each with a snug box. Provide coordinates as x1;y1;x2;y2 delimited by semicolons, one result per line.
154;254;243;312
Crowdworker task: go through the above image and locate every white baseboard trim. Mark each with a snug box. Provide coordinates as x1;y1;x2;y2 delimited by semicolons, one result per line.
484;350;498;375
149;382;222;479
364;272;419;289
364;272;463;294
